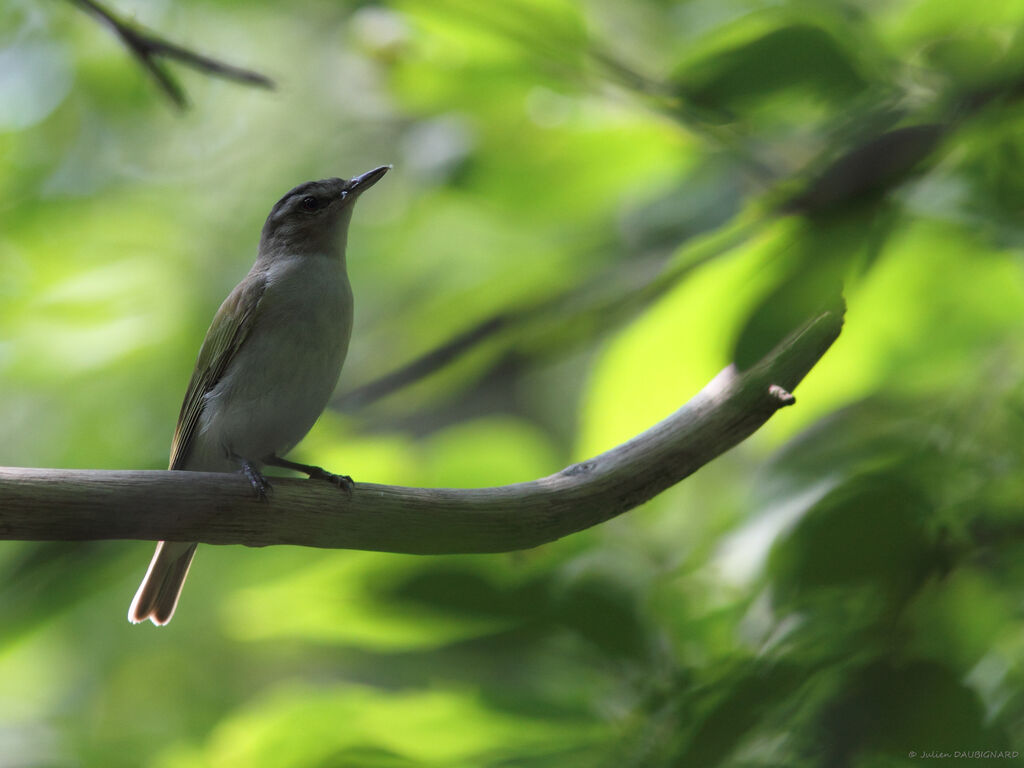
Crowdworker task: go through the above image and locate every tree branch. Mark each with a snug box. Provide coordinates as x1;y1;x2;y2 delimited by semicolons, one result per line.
69;0;274;108
0;309;842;553
335;220;758;412
336;311;518;411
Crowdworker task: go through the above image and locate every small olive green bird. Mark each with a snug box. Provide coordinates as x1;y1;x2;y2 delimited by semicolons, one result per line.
129;165;390;626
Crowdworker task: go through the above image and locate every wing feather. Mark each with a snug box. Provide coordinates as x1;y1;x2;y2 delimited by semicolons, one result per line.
168;272;268;470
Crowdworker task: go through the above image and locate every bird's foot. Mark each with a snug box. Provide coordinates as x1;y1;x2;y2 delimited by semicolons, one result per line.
307;466;354;496
262;454;354;497
239;460;272;501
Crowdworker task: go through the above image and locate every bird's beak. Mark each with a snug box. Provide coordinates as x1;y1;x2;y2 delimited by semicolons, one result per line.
347;165;391;195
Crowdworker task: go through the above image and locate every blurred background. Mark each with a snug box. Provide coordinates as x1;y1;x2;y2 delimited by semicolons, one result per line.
3;0;1024;765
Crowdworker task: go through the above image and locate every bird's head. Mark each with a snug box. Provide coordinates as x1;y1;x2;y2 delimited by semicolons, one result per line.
259;165;390;257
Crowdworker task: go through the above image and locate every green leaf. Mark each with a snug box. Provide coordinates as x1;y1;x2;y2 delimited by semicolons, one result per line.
816;661;1002;762
677;24;869;117
768;472;936;606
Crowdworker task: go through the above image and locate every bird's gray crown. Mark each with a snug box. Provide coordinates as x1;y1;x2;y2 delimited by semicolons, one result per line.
258;167;390;257
267;178;348;222
259;178;352;255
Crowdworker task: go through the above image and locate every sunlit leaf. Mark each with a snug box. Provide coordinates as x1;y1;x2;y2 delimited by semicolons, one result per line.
154;683;604;768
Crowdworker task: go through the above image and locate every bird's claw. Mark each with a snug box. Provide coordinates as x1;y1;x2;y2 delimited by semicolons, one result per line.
308;467;354;497
240;461;273;502
330;473;354;496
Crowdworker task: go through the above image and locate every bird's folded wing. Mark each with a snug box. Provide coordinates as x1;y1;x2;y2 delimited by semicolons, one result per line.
169;271;268;470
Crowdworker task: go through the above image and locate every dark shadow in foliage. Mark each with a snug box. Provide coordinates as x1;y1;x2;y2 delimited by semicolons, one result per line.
548;567;652;661
758;398;930;496
948;111;1024;247
815;661;1004;767
382;563;549;621
380;562;653;662
673;662;809;767
768;471;939;610
676;24;870;121
317;623;599;715
782;124;948;216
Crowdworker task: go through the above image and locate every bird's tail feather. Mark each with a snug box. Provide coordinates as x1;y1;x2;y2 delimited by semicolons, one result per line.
128;541;197;626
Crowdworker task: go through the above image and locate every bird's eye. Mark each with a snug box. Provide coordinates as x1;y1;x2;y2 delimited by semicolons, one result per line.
300;196;320;211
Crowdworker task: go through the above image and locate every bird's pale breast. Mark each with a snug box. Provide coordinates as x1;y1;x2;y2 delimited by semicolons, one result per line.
187;254;353;471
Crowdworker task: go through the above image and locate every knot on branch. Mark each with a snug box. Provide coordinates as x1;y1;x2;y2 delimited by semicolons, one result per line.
768;384;796;406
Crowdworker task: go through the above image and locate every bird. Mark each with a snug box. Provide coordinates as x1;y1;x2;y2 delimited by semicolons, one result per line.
128;165;390;626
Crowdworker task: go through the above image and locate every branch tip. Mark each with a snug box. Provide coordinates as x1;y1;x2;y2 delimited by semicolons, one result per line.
768;384;796;406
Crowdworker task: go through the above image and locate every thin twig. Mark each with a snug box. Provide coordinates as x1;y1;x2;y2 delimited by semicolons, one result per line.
69;0;274;108
334;217;759;412
337;312;518;411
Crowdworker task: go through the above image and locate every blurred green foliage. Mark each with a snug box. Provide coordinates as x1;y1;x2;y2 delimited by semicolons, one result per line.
2;0;1024;765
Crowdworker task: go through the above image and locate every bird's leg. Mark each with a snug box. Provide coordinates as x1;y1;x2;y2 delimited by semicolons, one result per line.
264;455;354;495
231;455;272;501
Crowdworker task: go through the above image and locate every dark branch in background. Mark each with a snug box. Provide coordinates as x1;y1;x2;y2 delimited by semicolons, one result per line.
338;313;516;411
334;219;757;412
336;58;1024;415
0;310;842;551
69;0;274;108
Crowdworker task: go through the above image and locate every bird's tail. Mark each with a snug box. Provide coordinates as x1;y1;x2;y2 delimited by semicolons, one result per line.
128;541;197;626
